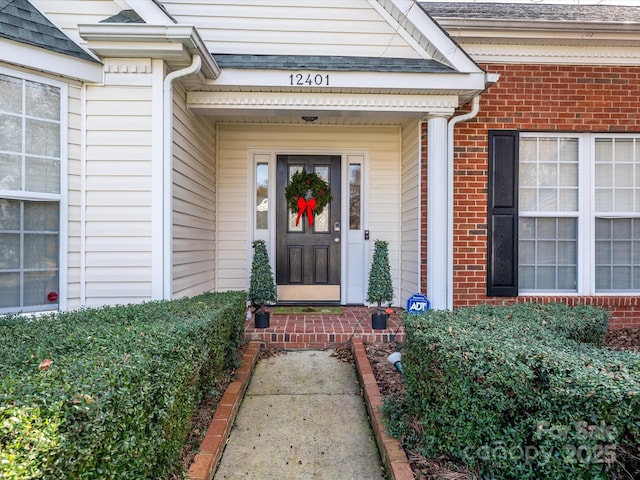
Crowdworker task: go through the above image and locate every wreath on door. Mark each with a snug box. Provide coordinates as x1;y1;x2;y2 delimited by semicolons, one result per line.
285;171;332;226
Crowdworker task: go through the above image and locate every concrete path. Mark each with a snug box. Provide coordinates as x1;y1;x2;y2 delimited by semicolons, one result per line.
213;350;386;480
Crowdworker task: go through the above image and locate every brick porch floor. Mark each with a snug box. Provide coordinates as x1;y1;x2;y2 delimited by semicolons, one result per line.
244;306;405;349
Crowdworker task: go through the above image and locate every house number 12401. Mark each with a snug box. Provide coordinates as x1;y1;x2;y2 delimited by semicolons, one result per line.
289;73;330;86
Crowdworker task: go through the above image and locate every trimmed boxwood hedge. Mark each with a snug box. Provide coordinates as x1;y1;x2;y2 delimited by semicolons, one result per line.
389;303;640;479
0;291;246;479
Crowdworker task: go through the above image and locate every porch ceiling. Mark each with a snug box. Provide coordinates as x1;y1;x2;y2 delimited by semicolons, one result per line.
192;112;419;126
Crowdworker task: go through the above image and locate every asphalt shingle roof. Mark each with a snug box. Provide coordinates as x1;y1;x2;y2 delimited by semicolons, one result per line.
420;2;640;23
100;9;144;24
213;54;454;73
0;0;96;61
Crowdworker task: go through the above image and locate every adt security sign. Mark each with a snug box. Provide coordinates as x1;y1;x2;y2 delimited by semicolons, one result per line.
406;293;430;314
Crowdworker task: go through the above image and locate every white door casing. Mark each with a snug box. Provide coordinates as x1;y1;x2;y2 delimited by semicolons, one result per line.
249;149;369;304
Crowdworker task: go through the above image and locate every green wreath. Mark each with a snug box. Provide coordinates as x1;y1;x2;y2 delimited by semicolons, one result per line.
285;171;332;216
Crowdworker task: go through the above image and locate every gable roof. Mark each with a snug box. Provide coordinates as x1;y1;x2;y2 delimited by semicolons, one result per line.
420;2;640;23
0;0;96;62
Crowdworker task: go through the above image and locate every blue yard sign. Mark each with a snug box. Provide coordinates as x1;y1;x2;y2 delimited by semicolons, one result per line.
406;293;430;314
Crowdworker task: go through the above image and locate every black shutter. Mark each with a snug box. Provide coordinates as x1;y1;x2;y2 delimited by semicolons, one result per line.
487;130;519;296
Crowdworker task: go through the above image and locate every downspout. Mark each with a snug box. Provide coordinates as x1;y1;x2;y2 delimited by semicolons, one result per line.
162;54;202;299
446;95;480;310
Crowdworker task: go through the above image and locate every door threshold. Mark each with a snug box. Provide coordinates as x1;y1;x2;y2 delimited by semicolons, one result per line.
277;285;340;302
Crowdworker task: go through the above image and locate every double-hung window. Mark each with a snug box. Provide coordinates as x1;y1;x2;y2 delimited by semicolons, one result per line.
0;71;65;313
488;131;640;296
518;135;579;292
594;137;640;291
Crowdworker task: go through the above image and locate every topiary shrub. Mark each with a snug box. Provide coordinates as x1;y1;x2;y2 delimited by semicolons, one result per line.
366;239;394;315
248;240;277;314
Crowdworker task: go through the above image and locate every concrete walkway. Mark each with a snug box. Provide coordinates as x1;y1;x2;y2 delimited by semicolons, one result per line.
213;350;386;480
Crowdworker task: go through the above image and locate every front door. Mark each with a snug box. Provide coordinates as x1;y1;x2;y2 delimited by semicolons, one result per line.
276;155;341;302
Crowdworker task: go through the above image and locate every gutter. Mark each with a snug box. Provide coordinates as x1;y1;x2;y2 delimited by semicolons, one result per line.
78;24;220;80
445;95;480;310
162;54;202;299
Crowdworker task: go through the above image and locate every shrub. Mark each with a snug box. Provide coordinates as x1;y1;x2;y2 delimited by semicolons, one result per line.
248;240;277;314
0;291;246;479
394;303;640;480
366;239;394;314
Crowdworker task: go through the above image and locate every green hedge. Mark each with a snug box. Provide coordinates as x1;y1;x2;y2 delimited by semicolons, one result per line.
0;291;246;480
392;303;640;479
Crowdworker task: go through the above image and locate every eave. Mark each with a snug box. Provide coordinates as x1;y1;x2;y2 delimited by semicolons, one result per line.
208;69;491;93
0;37;102;83
435;18;640;48
78;24;220;80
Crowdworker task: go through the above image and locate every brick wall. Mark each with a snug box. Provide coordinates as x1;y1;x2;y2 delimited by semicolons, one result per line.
421;64;640;328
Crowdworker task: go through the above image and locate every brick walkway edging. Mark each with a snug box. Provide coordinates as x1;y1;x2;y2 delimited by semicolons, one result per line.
186;339;412;480
351;337;414;480
187;341;261;480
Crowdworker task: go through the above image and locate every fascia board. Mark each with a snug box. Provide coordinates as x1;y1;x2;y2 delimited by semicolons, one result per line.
1;38;103;83
384;0;482;74
209;69;488;92
79;24;195;42
438;19;640;44
438;18;640;36
365;0;435;61
79;24;220;78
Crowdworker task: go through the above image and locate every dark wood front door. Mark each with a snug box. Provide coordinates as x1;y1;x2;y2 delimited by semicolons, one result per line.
276;155;341;302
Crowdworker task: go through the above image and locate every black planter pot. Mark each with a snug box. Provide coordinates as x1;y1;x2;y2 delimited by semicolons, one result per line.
371;312;387;330
254;311;270;329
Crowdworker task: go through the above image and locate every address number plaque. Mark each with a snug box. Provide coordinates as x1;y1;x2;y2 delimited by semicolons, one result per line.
289;73;330;86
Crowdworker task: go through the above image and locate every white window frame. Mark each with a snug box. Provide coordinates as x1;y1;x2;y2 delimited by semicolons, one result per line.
519;132;640;296
0;67;68;313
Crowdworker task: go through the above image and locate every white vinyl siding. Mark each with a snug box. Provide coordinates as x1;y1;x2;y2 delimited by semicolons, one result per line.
172;83;217;298
217;123;401;305
161;0;424;58
29;0;122;48
400;119;420;302
82;83;154;306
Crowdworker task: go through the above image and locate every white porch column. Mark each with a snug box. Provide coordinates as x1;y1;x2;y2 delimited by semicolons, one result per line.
427;114;449;310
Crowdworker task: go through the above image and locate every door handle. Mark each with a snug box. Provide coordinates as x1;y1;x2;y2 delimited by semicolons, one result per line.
334;237;340;243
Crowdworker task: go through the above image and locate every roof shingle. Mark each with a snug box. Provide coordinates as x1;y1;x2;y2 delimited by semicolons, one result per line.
420;2;640;23
213;54;454;73
0;0;96;62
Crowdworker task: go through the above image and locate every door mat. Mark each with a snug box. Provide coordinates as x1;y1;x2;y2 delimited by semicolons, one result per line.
273;306;343;314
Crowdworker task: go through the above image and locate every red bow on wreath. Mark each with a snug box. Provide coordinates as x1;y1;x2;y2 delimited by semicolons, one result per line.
296;197;317;226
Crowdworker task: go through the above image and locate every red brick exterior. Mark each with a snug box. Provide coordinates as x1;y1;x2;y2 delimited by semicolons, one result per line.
421;64;640;329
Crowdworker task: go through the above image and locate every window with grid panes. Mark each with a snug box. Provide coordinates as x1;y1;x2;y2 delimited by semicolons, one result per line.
517;133;640;294
0;72;63;312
